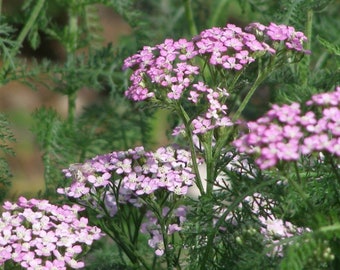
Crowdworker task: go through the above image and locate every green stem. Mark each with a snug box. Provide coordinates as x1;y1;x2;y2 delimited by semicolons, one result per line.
319;223;340;233
67;8;78;53
177;103;205;195
0;0;2;19
213;68;269;161
1;0;45;73
293;161;302;184
328;156;340;182
148;199;174;269
284;169;310;204
200;177;280;269
67;91;77;128
232;71;267;122
301;8;313;87
326;155;340;203
97;200;151;270
209;0;230;27
183;0;198;36
65;5;79;128
203;138;214;196
103;221;151;270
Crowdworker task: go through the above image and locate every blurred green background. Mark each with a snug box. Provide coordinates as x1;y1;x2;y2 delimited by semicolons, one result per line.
1;2;132;198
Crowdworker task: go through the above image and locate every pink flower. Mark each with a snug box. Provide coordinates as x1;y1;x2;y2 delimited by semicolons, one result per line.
266;23;289;41
0;197;103;268
222;56;243;70
124;21;308;105
168;224;182;234
233;86;340;169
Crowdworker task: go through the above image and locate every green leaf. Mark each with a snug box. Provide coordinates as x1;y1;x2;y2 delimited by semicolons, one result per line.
0;113;15;202
28;28;41;50
317;36;340;56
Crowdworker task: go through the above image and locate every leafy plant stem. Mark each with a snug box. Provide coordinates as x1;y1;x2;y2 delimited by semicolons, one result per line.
200;177;280;269
182;0;198;36
176;103;205;195
329;157;340;182
213;65;272;161
67;91;77;128
301;8;313;87
293;161;302;185
232;69;269;123
147;198;175;269
97;199;152;270
326;155;340;202
209;0;230;28
102;220;151;270
1;0;45;74
286;169;311;208
203;136;214;196
65;6;79;129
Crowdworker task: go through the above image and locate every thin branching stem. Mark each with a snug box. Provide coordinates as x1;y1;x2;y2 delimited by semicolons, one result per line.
176;103;205;195
1;0;45;74
200;177;280;269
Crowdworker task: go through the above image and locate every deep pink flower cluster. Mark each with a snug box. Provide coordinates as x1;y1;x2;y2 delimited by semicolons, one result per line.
140;206;187;256
246;22;310;53
123;22;308;135
233;86;340;169
0;196;102;269
58;145;195;216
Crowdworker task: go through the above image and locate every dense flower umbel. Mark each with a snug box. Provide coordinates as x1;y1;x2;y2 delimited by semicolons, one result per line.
0;197;102;270
233;86;340;169
123;22;309;134
245;22;310;53
58;145;195;216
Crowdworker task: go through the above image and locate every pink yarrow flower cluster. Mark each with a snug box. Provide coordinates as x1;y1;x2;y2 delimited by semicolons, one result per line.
0;197;102;269
58;145;195;217
123;22;308;135
233;86;340;169
246;22;310;53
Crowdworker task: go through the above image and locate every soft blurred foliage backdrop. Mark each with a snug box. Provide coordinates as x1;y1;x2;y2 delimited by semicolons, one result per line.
1;1;132;197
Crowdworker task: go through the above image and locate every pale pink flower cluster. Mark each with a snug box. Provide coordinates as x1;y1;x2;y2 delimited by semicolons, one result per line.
0;196;102;269
58;145;195;217
140;206;187;256
233;86;340;169
248;193;309;256
123;22;308;135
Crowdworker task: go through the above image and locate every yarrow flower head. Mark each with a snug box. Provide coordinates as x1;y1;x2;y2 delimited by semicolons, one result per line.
58;145;196;217
233;86;340;169
123;22;309;135
245;22;310;53
0;197;103;269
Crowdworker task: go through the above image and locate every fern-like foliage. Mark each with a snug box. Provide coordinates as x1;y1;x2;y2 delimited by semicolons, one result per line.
0;22;18;80
0;114;15;203
32;99;154;199
83;4;104;50
31;108;65;197
280;221;340;270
